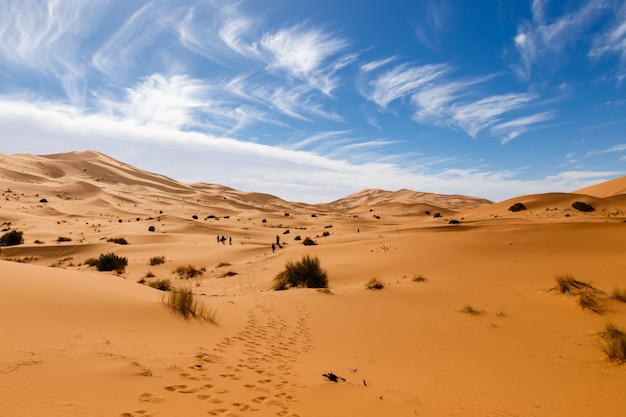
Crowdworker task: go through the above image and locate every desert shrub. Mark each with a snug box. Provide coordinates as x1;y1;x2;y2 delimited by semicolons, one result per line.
149;256;166;266
302;237;317;246
216;262;231;268
166;287;216;322
107;237;128;245
322;231;331;237
599;322;626;363
273;255;328;290
572;201;594;212
448;219;461;225
554;274;594;295
57;236;72;242
578;290;605;314
173;265;205;279
611;288;626;303
39;198;48;203
433;212;441;218
192;215;198;220
145;271;155;278
220;271;238;277
508;202;526;212
365;278;385;290
413;274;427;282
148;225;156;232
0;230;23;246
148;279;172;291
95;252;128;272
294;235;302;241
84;258;99;267
460;305;482;315
33;239;44;244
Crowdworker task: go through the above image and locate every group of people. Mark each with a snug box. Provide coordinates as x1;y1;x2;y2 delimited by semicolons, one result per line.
271;235;283;252
216;235;232;245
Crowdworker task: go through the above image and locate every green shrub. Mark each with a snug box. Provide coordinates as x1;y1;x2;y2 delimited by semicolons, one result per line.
166;287;216;322
149;256;166;266
173;265;205;279
147;279;172;291
572;201;594;212
508;202;526;212
302;237;317;246
96;252;128;272
599;322;626;363
0;230;23;246
107;237;128;245
273;255;328;290
365;278;385;290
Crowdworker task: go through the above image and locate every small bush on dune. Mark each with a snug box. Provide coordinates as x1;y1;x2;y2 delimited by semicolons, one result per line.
148;225;156;232
166;287;216;322
460;305;482;316
599;322;626;363
302;237;317;246
413;274;427;282
572;201;594;212
174;265;205;279
149;256;166;266
57;236;72;242
107;237;128;245
508;202;527;212
147;279;172;291
274;255;328;290
365;278;385;290
95;252;128;272
84;258;99;267
0;230;23;246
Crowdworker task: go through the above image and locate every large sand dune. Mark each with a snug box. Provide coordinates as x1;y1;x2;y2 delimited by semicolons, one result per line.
1;150;625;416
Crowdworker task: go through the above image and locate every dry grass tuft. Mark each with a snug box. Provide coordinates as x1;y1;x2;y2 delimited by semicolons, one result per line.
611;288;626;303
460;305;482;316
578;290;606;314
173;265;206;279
598;322;626;364
165;287;217;323
365;278;385;290
554;274;595;295
412;274;427;283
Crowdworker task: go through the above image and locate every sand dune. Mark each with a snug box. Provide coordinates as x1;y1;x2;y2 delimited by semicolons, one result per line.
1;150;626;416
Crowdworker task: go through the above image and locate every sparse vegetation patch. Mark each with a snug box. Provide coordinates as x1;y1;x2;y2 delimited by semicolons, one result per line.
508;202;527;212
599;322;626;363
572;201;594;212
460;305;482;315
94;252;128;272
107;237;128;245
612;288;626;303
273;255;328;290
365;278;385;290
149;256;166;266
173;265;206;279
0;230;23;246
165;287;216;323
554;274;595;295
147;279;172;291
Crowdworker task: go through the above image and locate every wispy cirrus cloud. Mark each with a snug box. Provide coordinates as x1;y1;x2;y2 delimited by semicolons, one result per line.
491;111;555;144
261;24;350;95
512;0;612;79
362;62;450;108
589;1;626;83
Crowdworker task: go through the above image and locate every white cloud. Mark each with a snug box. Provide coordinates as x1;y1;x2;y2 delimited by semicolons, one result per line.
590;1;626;82
363;63;450;108
492;111;555;143
261;24;349;94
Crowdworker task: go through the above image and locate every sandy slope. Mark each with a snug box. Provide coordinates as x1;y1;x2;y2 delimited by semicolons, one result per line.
1;151;626;417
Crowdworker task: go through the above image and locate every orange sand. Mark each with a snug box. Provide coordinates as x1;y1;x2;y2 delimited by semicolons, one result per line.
1;151;625;416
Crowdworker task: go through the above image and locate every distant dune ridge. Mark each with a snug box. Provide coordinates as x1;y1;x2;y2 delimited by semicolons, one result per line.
1;150;626;417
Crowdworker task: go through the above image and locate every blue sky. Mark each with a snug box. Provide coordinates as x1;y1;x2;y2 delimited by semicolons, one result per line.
1;0;625;203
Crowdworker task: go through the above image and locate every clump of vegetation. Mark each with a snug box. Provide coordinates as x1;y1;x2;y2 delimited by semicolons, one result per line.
147;279;172;291
508;202;527;212
611;288;626;303
273;255;328;290
413;274;427;282
598;322;626;363
173;265;206;279
148;225;156;232
33;239;45;244
578;290;606;314
554;274;595;295
448;219;461;225
322;231;331;237
302;237;317;246
460;305;482;316
107;237;128;245
94;252;128;272
84;258;99;267
165;287;216;322
572;201;594;212
57;236;72;242
145;271;155;278
149;256;166;266
365;278;385;290
216;262;231;268
294;235;302;241
0;230;23;246
433;212;441;218
220;271;238;278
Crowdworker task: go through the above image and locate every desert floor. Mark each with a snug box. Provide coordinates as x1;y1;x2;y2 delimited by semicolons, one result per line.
1;151;625;417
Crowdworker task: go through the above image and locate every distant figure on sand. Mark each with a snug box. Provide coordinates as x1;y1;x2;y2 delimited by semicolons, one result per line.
272;243;275;253
276;235;280;245
220;235;226;244
229;237;232;245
